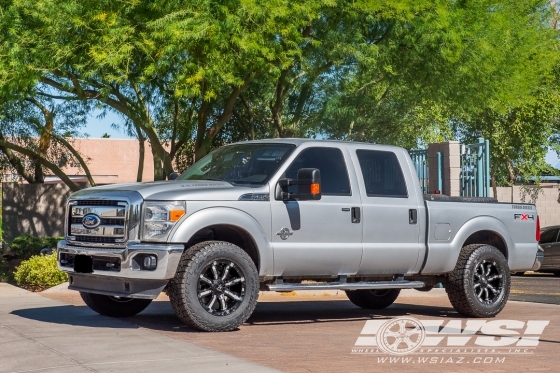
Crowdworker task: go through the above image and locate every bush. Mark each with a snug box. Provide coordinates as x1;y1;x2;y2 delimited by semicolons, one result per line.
9;234;63;260
14;253;68;292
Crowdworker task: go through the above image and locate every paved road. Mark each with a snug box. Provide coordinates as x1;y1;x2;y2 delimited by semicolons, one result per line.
511;272;560;304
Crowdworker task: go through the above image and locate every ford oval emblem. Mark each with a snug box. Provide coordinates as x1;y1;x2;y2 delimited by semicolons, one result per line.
82;214;101;229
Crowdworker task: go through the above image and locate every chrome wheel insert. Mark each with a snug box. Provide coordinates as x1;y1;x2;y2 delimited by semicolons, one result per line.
197;260;245;316
473;259;503;304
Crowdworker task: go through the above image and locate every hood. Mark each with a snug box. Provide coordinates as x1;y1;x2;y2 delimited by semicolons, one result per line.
72;180;256;201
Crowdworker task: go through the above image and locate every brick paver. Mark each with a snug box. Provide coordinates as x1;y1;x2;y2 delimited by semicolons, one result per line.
41;288;560;372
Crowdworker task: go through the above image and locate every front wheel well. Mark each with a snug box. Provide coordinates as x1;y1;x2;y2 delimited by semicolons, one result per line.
462;230;508;259
183;225;260;271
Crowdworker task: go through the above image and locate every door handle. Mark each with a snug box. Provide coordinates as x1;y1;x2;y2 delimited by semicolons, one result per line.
351;207;361;223
409;209;417;225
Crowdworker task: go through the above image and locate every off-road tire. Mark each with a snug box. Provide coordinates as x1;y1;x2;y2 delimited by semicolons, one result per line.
168;241;259;332
345;289;401;309
80;292;152;317
446;244;510;318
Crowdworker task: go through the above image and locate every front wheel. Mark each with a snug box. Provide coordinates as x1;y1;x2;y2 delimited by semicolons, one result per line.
80;292;152;317
168;241;259;332
446;244;510;318
345;289;401;309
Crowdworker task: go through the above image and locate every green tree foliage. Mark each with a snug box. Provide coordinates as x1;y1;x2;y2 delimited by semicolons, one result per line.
0;0;557;182
455;90;560;187
0;95;95;190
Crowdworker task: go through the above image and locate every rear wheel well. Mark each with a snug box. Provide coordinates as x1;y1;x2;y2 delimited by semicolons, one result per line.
462;230;508;259
184;225;260;271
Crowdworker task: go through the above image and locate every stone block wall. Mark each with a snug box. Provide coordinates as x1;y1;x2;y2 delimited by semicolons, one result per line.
495;184;560;228
427;141;461;196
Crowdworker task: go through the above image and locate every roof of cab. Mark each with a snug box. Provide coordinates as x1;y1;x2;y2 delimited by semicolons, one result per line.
229;138;405;151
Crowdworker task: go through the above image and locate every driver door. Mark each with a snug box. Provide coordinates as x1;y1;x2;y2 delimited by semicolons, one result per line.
270;146;363;276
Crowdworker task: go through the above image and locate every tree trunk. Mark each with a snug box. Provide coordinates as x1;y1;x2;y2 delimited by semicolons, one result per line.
134;124;145;182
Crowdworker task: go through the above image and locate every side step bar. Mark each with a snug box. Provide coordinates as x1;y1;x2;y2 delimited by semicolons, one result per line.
268;280;426;292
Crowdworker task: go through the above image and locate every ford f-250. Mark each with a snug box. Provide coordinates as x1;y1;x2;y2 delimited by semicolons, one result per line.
57;139;542;332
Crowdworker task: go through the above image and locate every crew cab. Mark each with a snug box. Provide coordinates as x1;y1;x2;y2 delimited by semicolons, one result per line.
57;139;542;331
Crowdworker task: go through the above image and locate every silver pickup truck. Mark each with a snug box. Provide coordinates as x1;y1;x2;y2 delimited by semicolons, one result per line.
57;139;542;332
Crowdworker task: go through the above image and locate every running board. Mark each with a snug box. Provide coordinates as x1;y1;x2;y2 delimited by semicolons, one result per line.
267;280;426;292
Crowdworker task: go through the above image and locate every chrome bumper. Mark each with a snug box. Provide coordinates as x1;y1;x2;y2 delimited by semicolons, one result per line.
57;240;184;280
531;247;544;271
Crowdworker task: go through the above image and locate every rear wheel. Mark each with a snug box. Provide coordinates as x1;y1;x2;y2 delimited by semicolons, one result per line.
345;289;401;309
446;244;510;317
168;241;259;332
80;292;152;317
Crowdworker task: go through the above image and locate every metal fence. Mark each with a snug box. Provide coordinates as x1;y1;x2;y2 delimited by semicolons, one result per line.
460;138;491;197
409;149;443;194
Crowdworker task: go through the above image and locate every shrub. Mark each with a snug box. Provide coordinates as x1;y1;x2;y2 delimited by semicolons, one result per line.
14;253;68;291
9;234;63;260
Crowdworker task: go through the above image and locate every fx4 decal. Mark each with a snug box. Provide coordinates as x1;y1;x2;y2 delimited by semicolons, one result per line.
514;214;535;221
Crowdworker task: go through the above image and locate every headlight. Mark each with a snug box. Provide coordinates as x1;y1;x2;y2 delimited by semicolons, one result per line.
142;201;186;242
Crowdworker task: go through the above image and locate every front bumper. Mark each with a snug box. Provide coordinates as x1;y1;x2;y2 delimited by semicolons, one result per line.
56;240;184;299
531;247;544;271
57;240;184;280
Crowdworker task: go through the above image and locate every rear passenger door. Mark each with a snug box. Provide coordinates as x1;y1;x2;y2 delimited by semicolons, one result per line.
353;149;423;275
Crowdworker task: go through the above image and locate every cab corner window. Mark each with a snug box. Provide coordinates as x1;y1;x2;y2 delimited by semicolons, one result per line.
284;147;351;196
356;149;408;198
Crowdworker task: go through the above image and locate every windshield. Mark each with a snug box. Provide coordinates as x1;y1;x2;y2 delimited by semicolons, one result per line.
178;143;296;185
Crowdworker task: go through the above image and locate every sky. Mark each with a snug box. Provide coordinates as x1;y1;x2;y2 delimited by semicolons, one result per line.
82;110;131;139
82;111;560;168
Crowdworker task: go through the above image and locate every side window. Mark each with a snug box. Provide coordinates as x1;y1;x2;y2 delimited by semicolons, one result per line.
539;228;559;244
283;147;351;196
356;149;408;198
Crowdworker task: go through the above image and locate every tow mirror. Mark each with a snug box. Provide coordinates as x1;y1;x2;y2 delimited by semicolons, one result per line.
169;172;180;180
277;168;321;201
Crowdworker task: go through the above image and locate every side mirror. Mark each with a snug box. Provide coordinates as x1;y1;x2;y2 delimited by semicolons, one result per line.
169;172;180;180
277;168;321;201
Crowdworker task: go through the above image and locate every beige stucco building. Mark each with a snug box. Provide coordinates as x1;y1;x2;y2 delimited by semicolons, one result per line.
58;138;159;184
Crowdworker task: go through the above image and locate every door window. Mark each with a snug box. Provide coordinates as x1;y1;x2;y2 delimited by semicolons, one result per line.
283;147;351;196
356;150;408;197
539;228;559;244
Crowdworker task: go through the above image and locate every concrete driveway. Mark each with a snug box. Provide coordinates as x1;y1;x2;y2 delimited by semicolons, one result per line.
0;284;279;373
4;283;560;373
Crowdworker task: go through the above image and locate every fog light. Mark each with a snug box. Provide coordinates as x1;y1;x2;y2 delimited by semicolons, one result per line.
143;255;157;270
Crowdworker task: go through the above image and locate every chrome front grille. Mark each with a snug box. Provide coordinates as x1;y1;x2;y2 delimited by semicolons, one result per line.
72;236;120;244
71;217;123;225
75;200;121;206
67;199;128;246
65;191;144;248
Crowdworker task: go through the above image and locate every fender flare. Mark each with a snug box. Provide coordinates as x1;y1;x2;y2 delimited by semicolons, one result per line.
169;207;272;275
